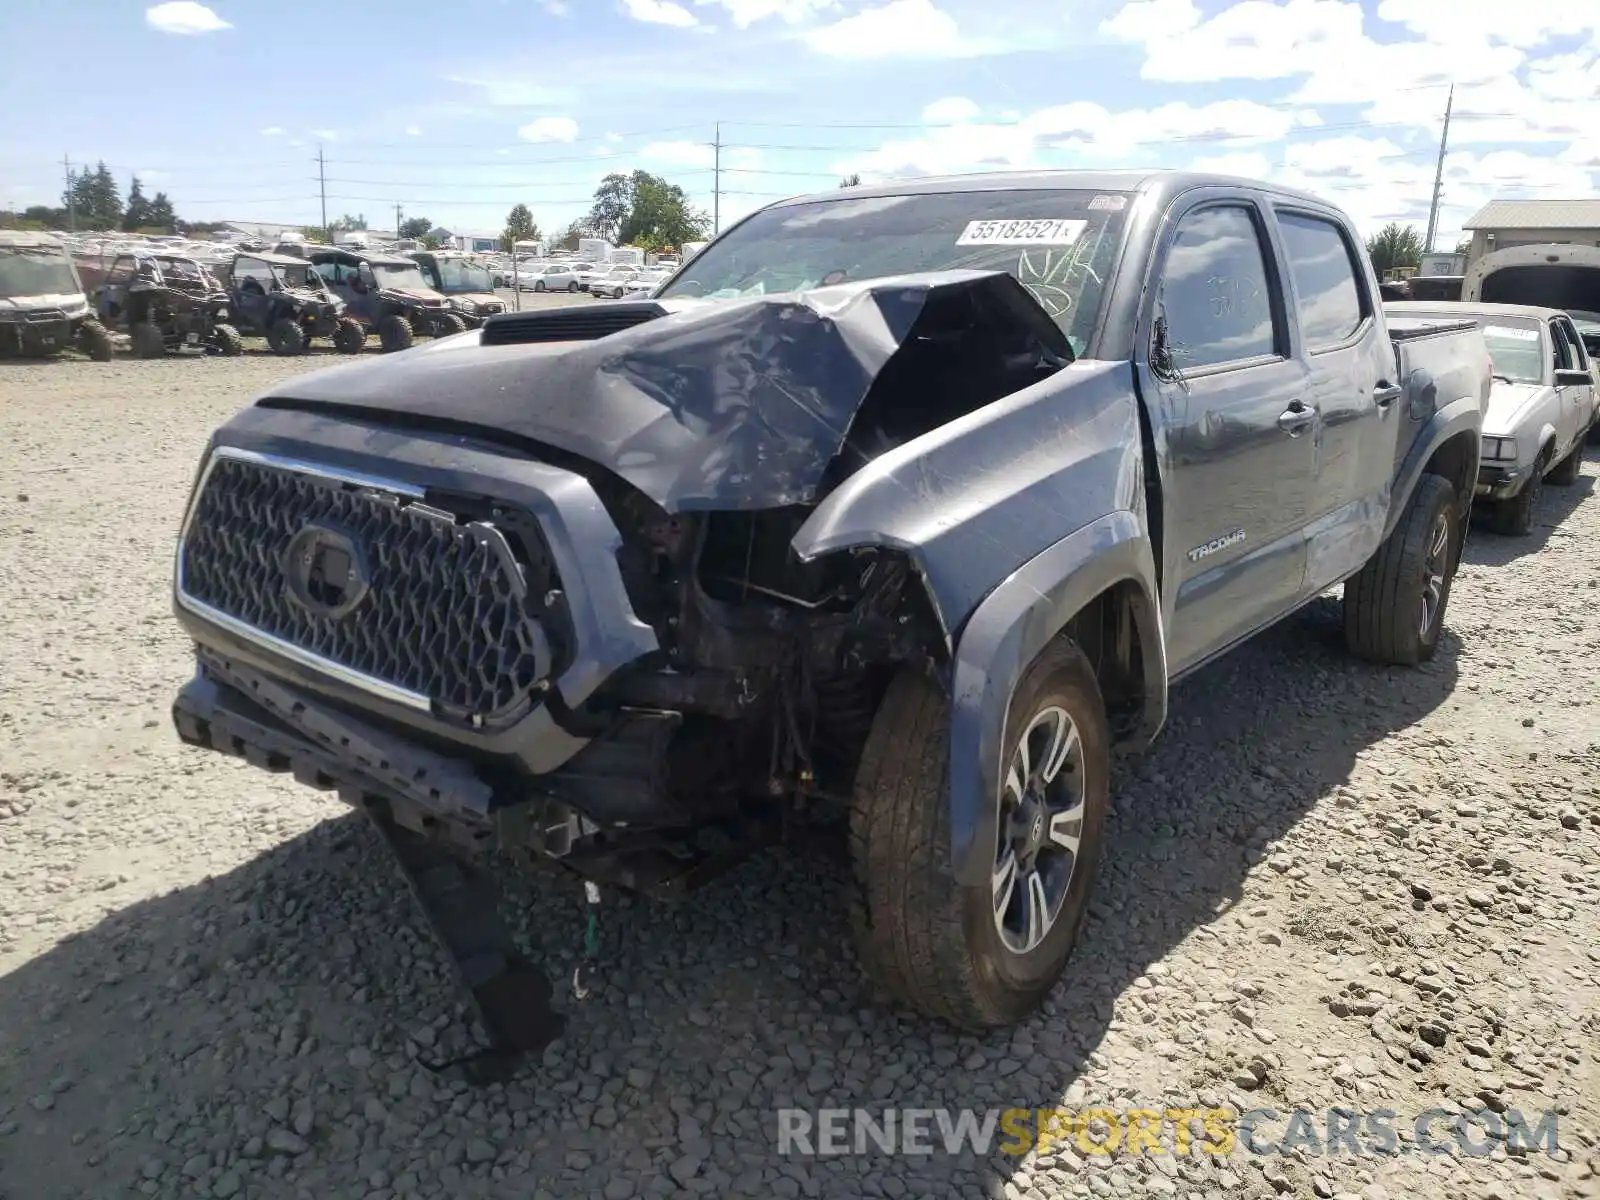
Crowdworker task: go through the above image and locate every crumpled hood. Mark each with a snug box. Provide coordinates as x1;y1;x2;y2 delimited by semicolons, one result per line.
1483;381;1546;437
244;270;1068;512
0;291;87;314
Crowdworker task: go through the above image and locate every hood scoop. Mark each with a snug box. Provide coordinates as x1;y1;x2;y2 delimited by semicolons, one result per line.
480;301;667;347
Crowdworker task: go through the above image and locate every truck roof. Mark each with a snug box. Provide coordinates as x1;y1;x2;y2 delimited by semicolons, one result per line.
782;168;1339;212
1387;300;1571;322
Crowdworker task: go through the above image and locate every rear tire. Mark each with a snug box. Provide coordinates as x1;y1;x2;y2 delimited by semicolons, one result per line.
435;312;468;337
1547;440;1582;486
534;280;546;292
568;281;579;292
1343;473;1458;664
78;320;114;362
1488;450;1547;536
333;317;366;354
211;323;244;356
131;322;165;359
267;318;305;356
850;640;1110;1030
378;314;414;353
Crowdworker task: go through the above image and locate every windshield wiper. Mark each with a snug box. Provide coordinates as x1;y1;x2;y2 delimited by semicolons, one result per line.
1491;373;1518;385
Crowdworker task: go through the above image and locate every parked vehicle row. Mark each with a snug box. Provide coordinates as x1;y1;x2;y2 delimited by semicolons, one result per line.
166;170;1545;1065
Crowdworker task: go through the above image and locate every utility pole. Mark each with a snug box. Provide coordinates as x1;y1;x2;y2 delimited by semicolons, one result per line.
316;144;328;238
712;121;721;236
63;154;76;232
1423;85;1453;255
395;202;403;238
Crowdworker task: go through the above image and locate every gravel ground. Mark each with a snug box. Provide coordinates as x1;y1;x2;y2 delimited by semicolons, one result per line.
1;351;1596;1200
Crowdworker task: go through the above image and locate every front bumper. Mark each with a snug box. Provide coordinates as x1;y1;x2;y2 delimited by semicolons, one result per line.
1475;462;1526;500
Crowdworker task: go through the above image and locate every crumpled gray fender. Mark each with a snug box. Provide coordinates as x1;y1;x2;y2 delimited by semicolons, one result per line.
789;361;1167;885
944;512;1165;884
791;359;1147;638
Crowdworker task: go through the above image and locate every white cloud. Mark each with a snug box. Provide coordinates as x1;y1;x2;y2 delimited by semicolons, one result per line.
622;0;698;26
310;129;337;142
519;116;580;143
405;125;423;136
145;1;230;34
694;0;835;25
541;0;569;11
922;96;980;124
259;126;284;137
1375;0;1600;51
1101;0;1367;84
805;0;974;59
606;132;624;143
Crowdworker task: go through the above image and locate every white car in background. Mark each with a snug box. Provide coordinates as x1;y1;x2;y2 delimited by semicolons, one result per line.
570;262;613;292
620;268;673;299
521;263;580;292
1389;301;1597;535
588;265;646;299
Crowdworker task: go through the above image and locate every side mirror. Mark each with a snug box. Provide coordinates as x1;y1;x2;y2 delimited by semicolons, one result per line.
1554;368;1591;388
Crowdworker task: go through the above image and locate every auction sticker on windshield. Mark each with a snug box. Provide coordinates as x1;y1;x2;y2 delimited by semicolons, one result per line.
1485;325;1540;341
957;219;1087;246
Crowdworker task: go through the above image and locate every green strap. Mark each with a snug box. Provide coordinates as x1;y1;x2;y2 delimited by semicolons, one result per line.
584;910;599;958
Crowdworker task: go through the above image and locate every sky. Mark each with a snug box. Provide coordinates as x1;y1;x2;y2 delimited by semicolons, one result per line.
2;0;1598;248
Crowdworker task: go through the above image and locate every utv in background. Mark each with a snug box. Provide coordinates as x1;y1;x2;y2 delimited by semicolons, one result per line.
304;248;466;353
405;251;506;328
95;252;242;358
0;230;114;361
220;251;366;355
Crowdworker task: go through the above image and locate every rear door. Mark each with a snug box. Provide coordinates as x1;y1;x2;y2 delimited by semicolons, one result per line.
1143;193;1315;673
1272;207;1397;594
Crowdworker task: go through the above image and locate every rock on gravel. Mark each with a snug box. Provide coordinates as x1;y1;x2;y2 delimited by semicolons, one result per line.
1;357;1597;1200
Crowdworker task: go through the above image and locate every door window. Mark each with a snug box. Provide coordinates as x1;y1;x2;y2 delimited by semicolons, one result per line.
1157;205;1280;371
1276;211;1365;349
1550;321;1575;372
1554;319;1587;371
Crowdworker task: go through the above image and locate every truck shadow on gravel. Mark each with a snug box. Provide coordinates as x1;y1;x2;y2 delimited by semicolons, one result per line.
0;601;1461;1200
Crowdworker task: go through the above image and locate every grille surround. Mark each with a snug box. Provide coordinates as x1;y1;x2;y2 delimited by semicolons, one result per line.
176;449;565;726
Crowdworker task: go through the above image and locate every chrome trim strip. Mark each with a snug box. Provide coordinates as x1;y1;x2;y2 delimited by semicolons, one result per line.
173;445;434;714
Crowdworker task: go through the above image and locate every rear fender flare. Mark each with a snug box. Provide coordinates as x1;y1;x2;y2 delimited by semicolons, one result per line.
946;511;1166;886
1387;393;1483;538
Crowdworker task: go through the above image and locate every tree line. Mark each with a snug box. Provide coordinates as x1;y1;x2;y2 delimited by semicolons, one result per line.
495;169;712;255
1365;222;1474;278
0;161;203;235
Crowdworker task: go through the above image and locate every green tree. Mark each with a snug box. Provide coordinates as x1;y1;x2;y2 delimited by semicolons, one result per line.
839;173;861;188
329;213;367;232
123;176;151;231
1454;236;1472;255
552;219;586;252
297;226;331;244
145;192;177;233
398;215;432;239
501;203;540;251
63;161;122;230
587;171;709;251
1365;222;1423;278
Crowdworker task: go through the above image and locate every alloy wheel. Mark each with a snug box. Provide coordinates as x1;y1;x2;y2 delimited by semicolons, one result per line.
1419;511;1450;638
991;705;1088;955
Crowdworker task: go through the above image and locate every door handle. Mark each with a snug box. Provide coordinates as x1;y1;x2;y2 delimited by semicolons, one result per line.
1277;401;1317;435
1374;381;1403;407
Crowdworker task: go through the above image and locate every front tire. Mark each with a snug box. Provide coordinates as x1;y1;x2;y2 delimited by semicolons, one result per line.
1547;440;1583;486
534;280;546;293
333;317;367;354
435;312;468;337
1343;473;1459;664
568;281;579;292
211;323;244;356
267;318;305;356
850;640;1110;1030
377;314;414;353
78;320;114;362
1488;450;1547;536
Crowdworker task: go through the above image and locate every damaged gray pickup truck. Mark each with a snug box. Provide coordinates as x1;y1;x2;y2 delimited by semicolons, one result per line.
170;171;1491;1065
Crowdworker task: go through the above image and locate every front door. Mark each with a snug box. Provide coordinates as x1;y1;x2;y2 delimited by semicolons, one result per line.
1272;207;1396;594
1551;316;1596;451
1143;197;1315;674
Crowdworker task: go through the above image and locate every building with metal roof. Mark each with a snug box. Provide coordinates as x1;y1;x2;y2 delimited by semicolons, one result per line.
1461;199;1600;266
